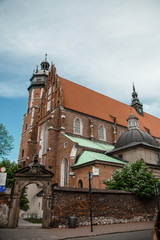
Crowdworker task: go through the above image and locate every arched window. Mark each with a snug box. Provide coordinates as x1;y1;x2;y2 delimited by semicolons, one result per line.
60;158;69;187
98;125;106;141
22;149;24;158
42;122;50;155
78;179;83;188
74;117;82;135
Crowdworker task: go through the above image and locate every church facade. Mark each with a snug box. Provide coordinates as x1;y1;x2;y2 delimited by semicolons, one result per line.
18;56;160;190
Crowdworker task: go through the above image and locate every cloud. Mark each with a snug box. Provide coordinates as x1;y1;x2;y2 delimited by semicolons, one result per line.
0;0;160;117
0;81;28;98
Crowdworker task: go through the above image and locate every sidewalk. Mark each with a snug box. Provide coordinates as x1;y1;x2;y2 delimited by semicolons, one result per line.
44;221;154;239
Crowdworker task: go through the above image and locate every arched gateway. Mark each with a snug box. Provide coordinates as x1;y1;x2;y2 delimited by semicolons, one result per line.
8;154;54;228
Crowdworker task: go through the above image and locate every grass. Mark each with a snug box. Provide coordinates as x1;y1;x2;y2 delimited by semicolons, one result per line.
23;218;42;224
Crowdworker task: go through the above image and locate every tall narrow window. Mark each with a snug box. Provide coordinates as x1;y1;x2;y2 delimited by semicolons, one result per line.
22;149;24;158
74;118;82;135
156;153;160;165
61;158;68;187
47;85;51;112
98;125;106;141
42;122;50;155
25;123;28;130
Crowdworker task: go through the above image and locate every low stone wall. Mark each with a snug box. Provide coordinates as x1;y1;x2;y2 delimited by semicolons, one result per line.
51;187;158;228
0;190;11;228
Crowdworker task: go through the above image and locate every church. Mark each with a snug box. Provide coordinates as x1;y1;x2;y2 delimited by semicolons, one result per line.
18;55;160;194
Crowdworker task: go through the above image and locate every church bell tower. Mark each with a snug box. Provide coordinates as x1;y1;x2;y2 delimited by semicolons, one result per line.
18;55;50;167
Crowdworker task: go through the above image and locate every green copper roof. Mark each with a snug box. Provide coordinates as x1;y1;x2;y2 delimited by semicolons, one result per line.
63;133;114;152
73;150;125;167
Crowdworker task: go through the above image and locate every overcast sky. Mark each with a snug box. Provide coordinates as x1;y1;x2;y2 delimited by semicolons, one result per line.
1;0;160;161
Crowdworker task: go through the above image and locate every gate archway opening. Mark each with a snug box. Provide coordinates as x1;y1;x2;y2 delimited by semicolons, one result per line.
19;182;44;227
8;154;54;228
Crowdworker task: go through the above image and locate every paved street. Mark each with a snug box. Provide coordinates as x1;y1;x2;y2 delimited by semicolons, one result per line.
70;230;153;240
0;220;154;240
0;228;59;240
0;229;153;240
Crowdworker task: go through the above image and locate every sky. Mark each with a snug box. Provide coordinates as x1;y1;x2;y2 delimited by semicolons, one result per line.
1;0;160;162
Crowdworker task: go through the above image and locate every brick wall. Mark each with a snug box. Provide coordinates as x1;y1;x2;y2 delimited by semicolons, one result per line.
51;187;157;227
0;192;10;228
72;163;124;189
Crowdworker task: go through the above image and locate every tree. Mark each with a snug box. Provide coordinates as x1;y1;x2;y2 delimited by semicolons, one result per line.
0;159;30;211
0;123;14;158
0;124;29;211
20;187;30;211
0;158;18;188
104;159;160;198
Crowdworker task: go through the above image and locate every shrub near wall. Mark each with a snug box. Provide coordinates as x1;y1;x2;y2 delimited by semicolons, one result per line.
0;193;10;228
51;187;158;228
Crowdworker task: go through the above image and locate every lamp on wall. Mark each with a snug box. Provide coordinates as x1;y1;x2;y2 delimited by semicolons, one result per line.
87;171;93;232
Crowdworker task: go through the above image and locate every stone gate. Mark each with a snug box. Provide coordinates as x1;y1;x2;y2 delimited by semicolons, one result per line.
8;154;54;228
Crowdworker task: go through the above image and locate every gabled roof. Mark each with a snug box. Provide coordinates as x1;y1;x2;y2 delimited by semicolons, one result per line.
73;150;125;167
60;77;160;139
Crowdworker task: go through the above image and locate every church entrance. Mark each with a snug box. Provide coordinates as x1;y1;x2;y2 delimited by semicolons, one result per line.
8;154;54;228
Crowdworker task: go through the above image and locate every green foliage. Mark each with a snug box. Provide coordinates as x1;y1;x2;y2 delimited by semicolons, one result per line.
0;159;30;211
104;159;160;198
0;124;14;158
0;158;18;188
20;187;30;212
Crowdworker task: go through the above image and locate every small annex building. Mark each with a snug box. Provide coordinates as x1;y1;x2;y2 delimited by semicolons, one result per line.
110;113;160;178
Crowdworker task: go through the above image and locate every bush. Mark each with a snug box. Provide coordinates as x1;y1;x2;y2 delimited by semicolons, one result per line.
104;159;160;198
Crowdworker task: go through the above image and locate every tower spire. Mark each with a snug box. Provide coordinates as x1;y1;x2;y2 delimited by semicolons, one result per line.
41;54;50;71
28;55;50;92
131;84;143;116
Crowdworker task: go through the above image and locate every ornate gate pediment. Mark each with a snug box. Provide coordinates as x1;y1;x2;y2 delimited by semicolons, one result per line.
15;154;54;178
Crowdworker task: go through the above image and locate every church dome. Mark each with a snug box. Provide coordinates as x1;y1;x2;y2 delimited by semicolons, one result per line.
115;112;158;149
115;128;158;149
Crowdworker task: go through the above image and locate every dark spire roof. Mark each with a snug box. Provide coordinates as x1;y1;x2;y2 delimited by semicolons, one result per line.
40;54;50;71
131;84;143;116
28;55;50;92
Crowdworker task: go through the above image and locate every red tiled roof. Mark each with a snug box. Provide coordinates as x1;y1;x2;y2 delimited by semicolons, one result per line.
59;77;160;139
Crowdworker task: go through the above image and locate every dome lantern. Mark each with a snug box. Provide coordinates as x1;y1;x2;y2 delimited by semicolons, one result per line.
127;113;139;130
